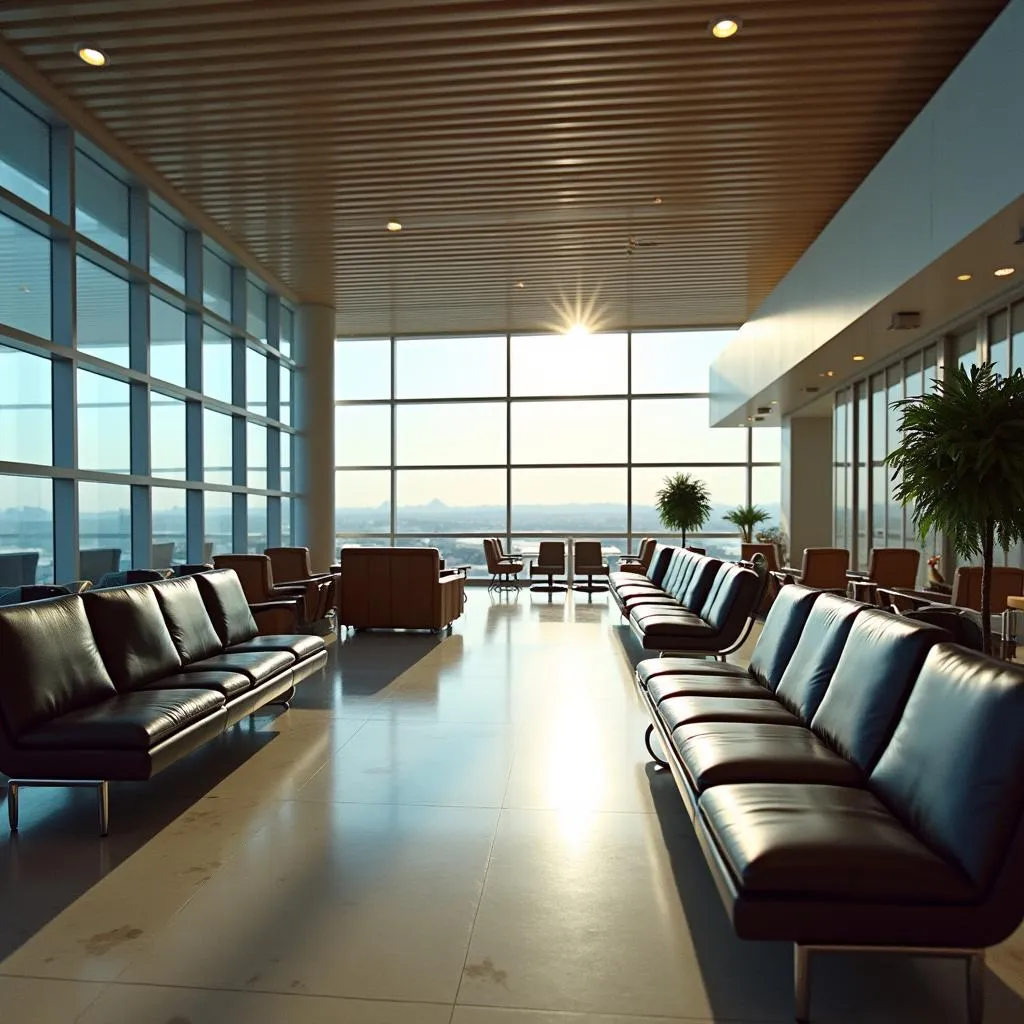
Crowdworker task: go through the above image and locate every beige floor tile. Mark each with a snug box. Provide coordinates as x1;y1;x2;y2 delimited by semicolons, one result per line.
78;984;452;1024
0;976;104;1023
116;801;500;1004
453;1009;713;1024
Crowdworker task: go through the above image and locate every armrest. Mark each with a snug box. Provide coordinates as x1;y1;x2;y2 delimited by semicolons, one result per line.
437;574;463;586
845;571;870;581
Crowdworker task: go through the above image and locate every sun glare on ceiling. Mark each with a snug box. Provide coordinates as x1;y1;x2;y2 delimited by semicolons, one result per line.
76;46;108;67
566;323;590;340
710;18;741;39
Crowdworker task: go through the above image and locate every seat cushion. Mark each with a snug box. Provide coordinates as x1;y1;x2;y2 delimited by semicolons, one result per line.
151;576;224;664
194;569;259;646
660;696;800;731
228;634;325;660
181;650;295;685
674;722;864;792
140;670;252;700
18;689;225;751
637;658;750;687
647;673;767;704
634;613;715;639
699;783;977;902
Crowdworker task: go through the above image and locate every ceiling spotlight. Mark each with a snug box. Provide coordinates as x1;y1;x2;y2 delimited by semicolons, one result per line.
653;196;663;204
709;18;741;39
76;45;108;67
853;354;866;361
956;273;973;282
386;221;402;232
994;266;1016;277
770;400;778;405
515;280;525;289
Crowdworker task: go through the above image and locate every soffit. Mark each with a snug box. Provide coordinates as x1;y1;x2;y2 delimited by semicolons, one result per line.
0;0;1007;336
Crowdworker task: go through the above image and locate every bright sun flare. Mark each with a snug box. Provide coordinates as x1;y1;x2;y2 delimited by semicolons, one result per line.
565;322;590;340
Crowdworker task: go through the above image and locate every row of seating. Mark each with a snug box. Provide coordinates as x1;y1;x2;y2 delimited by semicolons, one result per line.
635;584;1024;1023
0;569;328;835
609;545;764;654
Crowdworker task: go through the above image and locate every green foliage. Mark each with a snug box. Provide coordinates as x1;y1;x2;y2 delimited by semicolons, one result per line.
655;472;712;545
723;504;772;543
886;362;1024;653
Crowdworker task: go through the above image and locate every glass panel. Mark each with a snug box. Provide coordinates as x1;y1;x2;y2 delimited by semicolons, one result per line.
335;339;391;400
78;482;131;571
282;496;292;544
834;392;848;548
631;466;747;534
0;474;53;583
510;333;627;396
204;490;233;557
988;310;1009;377
335;470;391;532
631;330;735;393
151;487;187;566
75;151;129;257
751;427;780;463
77;370;130;473
279;365;292;426
395;336;506;398
395;469;506;533
151;392;187;480
396;402;505;465
511;468;626;532
246;346;267;414
202;248;232;320
870;373;886;463
150;296;186;386
281;431;292;492
203;408;233;484
956;326;977;373
855;381;868;569
924;344;941;394
751;466;781;525
631;398;747;463
872;465;887;552
0;92;50;211
1012;301;1024;374
335;405;390;466
247;421;267;489
512;399;627;463
247;495;267;553
247;281;267;340
0;344;52;465
203;324;233;404
77;257;129;366
280;305;293;359
150;208;186;292
393;537;496;578
0;214;51;339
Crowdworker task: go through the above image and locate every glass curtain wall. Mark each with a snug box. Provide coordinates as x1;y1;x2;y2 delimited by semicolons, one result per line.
0;80;297;583
335;332;782;577
834;291;1024;577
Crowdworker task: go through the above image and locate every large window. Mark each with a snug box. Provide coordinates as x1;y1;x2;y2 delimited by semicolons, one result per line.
334;332;781;575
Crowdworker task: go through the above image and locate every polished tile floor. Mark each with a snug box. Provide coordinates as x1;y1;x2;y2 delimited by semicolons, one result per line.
1;589;1023;1023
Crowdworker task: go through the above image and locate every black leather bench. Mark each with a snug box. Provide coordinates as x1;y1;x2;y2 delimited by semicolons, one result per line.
0;568;327;835
635;584;1024;1023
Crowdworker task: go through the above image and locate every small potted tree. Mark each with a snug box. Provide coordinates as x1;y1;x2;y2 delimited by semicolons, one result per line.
723;504;771;544
886;362;1024;656
656;472;712;547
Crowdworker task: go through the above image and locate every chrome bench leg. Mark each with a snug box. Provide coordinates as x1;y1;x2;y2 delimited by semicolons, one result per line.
794;945;811;1022
8;778;109;836
967;950;985;1024
644;724;669;769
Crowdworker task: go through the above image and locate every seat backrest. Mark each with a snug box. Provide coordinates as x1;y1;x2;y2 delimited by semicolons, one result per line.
747;585;821;690
647;544;675;584
79;548;121;580
799;547;850;588
685;557;724;612
193;569;260;646
0;551;39;587
810;609;944;773
774;594;865;722
662;549;697;600
483;538;501;573
574;540;604;570
151;575;225;664
870;644;1024;892
741;542;779;573
695;564;761;643
637;538;656;569
265;546;314;582
902;605;985;652
867;547;920;589
212;554;274;602
338;546;445;627
952;565;1024;613
150;541;176;569
0;595;117;738
536;541;565;570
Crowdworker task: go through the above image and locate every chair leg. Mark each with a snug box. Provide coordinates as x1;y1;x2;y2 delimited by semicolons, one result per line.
794;945;811;1023
966;950;985;1024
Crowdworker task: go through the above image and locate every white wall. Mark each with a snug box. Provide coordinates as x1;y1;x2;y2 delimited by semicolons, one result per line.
710;0;1024;424
781;416;833;562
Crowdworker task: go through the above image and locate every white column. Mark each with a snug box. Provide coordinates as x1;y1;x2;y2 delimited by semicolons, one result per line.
295;303;336;570
781;414;834;562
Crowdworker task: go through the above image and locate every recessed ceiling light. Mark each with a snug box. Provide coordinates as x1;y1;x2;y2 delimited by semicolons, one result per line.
76;45;108;67
515;280;525;289
386;221;402;232
653;196;663;205
994;266;1016;277
709;18;741;39
770;400;778;405
956;273;973;282
852;354;866;361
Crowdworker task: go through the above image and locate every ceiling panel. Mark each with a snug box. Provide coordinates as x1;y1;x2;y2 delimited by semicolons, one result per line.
0;0;1007;335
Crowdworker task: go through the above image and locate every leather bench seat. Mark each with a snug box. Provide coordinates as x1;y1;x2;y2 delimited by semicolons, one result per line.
228;634;324;660
699;783;977;902
141;670;251;699
647;673;770;703
675;722;864;790
659;695;800;729
637;658;750;686
18;689;225;750
632;613;716;639
180;649;295;685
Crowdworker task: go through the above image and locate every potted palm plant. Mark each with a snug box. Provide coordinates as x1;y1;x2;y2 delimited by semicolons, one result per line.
656;472;712;546
886;362;1024;655
723;504;771;544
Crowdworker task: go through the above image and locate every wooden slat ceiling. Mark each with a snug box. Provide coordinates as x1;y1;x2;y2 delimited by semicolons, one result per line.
0;0;1008;336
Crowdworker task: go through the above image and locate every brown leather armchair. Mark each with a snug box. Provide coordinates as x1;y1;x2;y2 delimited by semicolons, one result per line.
618;538;656;575
573;540;609;592
483;538;523;590
847;547;921;605
265;546;340;625
770;547;850;594
528;541;566;593
212;554;330;634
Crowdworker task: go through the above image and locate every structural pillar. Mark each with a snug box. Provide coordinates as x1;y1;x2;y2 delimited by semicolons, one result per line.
295;303;336;571
781;414;833;563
